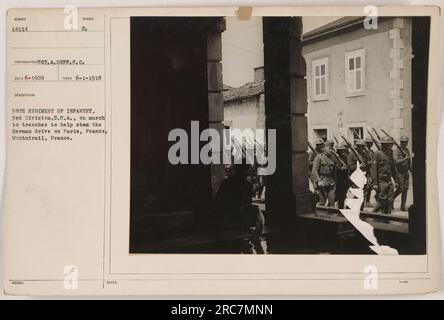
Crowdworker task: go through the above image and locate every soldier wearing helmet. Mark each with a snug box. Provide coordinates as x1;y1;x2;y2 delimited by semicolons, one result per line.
347;139;371;174
371;136;398;214
393;135;411;211
324;139;334;149
364;136;376;206
324;139;340;167
335;142;348;155
346;139;373;209
311;139;337;207
335;143;349;168
365;136;375;160
308;139;325;204
308;138;325;175
335;143;350;209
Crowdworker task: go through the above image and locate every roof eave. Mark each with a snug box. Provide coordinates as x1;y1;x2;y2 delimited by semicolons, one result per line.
223;93;261;104
302;17;391;45
302;18;364;45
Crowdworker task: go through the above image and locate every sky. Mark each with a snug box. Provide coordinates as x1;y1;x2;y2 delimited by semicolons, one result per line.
221;16;339;87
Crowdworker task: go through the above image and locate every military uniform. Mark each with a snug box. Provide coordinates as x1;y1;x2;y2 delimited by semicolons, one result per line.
308;139;324;204
311;142;336;207
347;148;367;174
308;151;317;177
348;143;372;170
371;137;398;214
346;140;373;210
393;136;411;211
214;164;265;253
308;139;324;177
364;137;375;206
334;143;350;209
365;145;375;162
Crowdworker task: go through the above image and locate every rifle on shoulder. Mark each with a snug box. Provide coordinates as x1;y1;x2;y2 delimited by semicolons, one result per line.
330;149;346;167
308;142;318;156
381;128;407;157
366;128;381;150
340;135;365;164
372;128;381;141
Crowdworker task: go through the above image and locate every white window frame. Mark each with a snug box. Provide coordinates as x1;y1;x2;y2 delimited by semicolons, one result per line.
345;49;365;96
311;126;329;142
345;122;367;143
311;57;329;101
348;126;364;143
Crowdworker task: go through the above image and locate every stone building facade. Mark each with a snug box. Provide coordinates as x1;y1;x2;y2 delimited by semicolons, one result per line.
303;17;413;145
223;67;265;135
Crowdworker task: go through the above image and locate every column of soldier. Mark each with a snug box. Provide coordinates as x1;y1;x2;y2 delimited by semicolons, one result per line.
308;130;412;214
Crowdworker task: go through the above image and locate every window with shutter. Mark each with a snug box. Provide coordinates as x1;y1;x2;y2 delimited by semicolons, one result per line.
311;57;329;101
345;49;365;95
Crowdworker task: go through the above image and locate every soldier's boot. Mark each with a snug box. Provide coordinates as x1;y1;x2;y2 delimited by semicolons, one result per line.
327;188;336;208
381;202;387;214
317;200;327;207
385;201;392;215
338;197;345;209
373;202;382;213
313;190;320;204
392;188;401;210
316;189;327;207
401;191;408;211
364;190;371;207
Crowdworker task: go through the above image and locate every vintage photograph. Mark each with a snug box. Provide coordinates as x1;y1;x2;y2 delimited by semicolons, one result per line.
129;15;430;255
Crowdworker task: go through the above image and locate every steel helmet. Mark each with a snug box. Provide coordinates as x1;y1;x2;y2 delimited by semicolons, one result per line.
400;135;409;142
380;136;394;144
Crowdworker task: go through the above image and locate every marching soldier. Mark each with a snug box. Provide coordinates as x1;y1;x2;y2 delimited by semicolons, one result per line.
335;143;350;209
308;139;325;174
311;139;336;207
335;143;350;166
347;139;373;208
347;139;370;173
308;139;325;204
364;136;376;206
214;162;265;253
365;136;375;160
393;135;412;211
371;136;398;214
